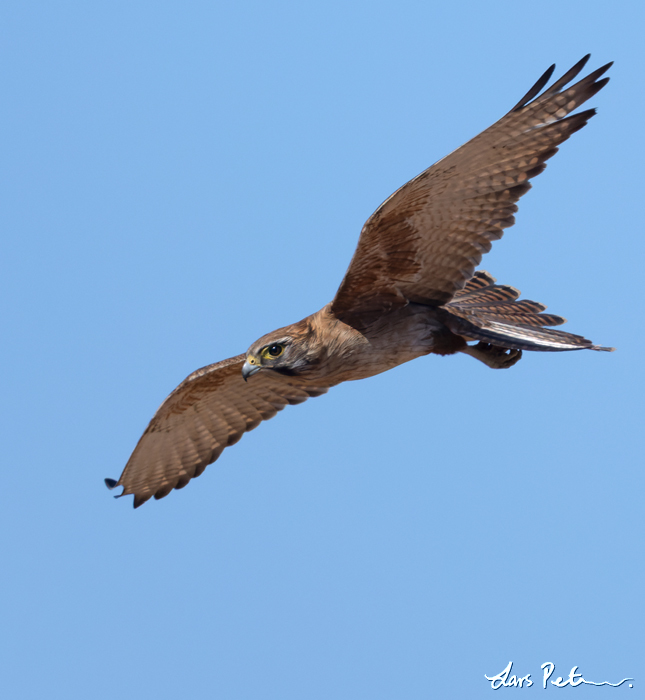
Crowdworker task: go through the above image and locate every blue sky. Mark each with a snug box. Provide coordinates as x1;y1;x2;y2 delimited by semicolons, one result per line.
1;1;644;698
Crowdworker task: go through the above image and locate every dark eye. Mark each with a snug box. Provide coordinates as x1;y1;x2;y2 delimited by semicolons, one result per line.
267;343;284;357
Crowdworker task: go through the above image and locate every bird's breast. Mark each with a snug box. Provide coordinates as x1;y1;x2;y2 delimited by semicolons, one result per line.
310;304;445;384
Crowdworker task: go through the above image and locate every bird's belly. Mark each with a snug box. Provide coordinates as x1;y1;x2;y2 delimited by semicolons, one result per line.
340;306;446;381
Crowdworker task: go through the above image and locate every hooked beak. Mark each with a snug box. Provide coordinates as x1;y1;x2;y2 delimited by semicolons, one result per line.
242;358;261;382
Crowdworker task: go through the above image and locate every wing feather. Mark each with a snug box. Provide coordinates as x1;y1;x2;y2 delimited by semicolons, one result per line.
107;355;329;507
332;58;611;329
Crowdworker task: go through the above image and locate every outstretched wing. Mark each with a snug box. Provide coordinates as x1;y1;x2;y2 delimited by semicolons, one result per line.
332;55;611;329
106;355;329;507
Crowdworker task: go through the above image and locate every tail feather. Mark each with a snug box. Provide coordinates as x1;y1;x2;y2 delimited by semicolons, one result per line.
443;271;614;352
451;284;520;305
474;311;567;328
456;299;547;314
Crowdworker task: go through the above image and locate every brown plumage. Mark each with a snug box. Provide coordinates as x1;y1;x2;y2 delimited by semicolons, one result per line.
106;55;614;508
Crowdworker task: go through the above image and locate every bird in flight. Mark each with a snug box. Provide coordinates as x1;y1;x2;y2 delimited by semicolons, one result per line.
106;55;613;508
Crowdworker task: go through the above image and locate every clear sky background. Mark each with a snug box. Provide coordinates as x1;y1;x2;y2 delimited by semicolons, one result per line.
1;2;643;698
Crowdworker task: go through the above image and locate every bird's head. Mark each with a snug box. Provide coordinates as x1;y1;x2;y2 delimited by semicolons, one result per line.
242;321;319;381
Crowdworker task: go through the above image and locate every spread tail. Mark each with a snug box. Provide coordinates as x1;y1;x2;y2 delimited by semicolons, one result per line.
441;271;614;352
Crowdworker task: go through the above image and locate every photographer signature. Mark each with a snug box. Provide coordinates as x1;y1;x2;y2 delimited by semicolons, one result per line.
485;661;633;689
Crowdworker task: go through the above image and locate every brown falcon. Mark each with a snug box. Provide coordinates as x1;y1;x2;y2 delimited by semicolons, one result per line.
106;55;613;508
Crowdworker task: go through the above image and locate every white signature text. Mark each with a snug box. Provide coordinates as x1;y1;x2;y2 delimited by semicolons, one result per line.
485;661;633;690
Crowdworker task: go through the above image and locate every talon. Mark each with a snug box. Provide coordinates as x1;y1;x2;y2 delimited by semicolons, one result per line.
461;342;523;369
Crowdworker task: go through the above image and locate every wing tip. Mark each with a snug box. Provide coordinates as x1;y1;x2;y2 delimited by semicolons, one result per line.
591;344;615;352
510;54;611;114
104;477;119;490
577;53;592;70
133;494;151;509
